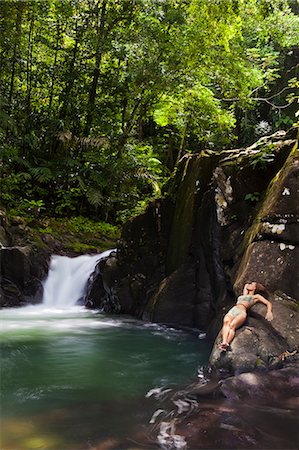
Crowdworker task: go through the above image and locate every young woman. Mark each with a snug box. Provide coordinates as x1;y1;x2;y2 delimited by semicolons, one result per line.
219;281;273;352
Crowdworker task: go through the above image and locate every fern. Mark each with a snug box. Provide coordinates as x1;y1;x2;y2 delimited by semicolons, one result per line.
19;172;32;181
12;156;32;169
86;188;104;207
30;167;54;183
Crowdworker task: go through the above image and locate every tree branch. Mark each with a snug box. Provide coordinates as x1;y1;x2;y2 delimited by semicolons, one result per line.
219;85;296;109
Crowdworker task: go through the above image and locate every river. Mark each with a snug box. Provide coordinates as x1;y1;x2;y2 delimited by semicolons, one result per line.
0;252;210;449
1;253;297;450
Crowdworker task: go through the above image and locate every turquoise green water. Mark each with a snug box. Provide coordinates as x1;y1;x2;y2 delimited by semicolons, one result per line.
0;306;210;449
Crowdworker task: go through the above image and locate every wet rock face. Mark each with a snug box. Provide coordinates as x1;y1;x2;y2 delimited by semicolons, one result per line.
234;147;299;297
0;245;49;307
146;359;299;450
0;212;50;307
105;129;297;327
143;263;198;327
235;241;299;298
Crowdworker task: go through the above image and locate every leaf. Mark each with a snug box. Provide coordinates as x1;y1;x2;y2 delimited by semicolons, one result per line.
30;167;54;183
86;188;104;207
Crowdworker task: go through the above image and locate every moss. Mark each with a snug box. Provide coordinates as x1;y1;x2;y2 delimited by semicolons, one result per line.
240;139;298;251
166;156;201;273
166;154;215;274
64;242;98;253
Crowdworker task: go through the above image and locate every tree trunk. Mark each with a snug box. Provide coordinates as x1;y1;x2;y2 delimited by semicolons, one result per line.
26;14;34;114
59;19;81;121
84;0;108;135
49;21;61;112
8;3;24;108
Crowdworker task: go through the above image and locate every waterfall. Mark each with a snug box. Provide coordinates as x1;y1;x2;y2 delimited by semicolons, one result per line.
42;250;114;308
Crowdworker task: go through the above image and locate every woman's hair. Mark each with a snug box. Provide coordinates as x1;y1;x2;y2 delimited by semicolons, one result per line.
254;282;269;298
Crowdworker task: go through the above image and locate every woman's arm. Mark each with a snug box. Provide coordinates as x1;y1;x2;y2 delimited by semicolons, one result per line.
254;294;273;321
243;285;249;295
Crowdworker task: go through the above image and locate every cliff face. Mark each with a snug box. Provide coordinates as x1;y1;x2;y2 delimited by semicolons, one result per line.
96;127;298;374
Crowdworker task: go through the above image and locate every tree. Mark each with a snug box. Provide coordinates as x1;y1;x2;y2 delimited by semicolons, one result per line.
0;0;298;222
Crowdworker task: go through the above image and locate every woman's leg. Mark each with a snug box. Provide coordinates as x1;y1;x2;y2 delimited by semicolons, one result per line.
226;314;247;346
220;316;232;348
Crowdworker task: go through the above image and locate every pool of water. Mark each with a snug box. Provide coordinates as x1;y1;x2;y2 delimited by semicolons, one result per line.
0;305;210;449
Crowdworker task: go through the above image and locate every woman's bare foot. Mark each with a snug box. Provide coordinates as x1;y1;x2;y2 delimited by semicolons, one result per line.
219;343;229;352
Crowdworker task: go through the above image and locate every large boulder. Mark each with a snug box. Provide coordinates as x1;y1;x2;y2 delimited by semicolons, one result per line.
0;211;50;307
219;359;299;401
0;245;49;307
209;291;299;375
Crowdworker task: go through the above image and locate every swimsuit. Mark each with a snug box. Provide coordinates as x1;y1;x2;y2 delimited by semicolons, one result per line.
227;305;245;317
227;295;255;318
237;294;255;307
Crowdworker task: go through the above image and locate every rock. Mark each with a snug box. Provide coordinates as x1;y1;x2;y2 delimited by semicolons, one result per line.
234;241;299;299
209;291;299;375
220;361;299;401
0;225;9;247
0;208;52;307
143;263;197;327
0;247;31;290
209;319;286;374
234;147;299;298
0;245;49;307
165;153;216;274
251;291;299;351
94;129;298;345
84;258;107;309
0;278;22;307
84;254;125;312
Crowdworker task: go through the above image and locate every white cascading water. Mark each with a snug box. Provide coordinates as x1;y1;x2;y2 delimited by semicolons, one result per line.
42;250;114;308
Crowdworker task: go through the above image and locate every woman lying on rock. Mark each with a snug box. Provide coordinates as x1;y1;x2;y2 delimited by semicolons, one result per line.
219;281;273;352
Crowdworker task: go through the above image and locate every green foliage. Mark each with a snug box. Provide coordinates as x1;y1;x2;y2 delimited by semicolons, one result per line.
153;84;236;148
30;167;54;183
0;0;298;223
245;192;261;202
66;217;119;238
116;200;149;223
249;145;276;169
64;242;98;253
22;199;46;217
36;216;119;237
55;188;83;215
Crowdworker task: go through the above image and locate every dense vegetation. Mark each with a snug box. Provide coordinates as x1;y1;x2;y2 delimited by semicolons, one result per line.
1;0;298;224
